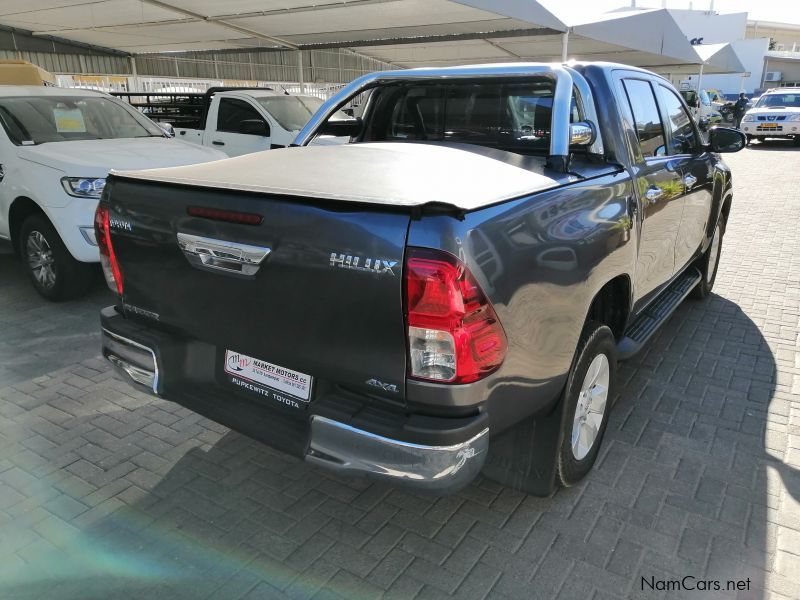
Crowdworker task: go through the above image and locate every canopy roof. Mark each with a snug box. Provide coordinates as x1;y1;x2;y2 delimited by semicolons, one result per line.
693;42;746;74
0;0;563;54
0;1;744;75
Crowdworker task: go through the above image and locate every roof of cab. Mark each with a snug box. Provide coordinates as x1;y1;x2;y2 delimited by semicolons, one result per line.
366;61;666;81
0;85;107;97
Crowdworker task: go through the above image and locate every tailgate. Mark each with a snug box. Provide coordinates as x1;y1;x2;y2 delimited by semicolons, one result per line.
106;176;411;404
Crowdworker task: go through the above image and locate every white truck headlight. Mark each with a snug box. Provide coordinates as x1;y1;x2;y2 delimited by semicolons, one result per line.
787;114;800;121
61;177;106;198
742;114;756;122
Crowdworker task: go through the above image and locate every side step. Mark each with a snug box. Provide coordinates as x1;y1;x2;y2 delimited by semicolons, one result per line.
617;268;702;359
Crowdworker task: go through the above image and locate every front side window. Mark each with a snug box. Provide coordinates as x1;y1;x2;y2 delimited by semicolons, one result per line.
659;85;697;154
362;79;581;154
622;79;666;158
0;96;163;145
217;98;267;134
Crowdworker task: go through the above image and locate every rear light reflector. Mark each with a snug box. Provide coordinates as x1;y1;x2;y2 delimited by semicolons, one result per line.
405;248;507;384
94;203;123;295
187;206;263;225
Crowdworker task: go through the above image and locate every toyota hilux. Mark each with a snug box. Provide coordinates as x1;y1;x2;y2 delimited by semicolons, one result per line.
96;62;745;495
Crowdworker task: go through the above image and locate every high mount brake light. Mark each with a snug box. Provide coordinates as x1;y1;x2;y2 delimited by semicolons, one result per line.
94;204;123;295
405;247;507;384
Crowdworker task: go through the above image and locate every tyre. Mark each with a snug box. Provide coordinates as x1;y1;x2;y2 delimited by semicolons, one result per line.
555;321;617;487
745;135;753;146
691;212;725;299
793;136;800;147
19;213;95;301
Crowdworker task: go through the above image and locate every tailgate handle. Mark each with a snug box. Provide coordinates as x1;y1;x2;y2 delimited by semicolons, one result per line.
177;233;270;277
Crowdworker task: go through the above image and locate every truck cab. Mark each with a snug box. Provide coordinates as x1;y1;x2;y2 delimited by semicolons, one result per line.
117;88;349;157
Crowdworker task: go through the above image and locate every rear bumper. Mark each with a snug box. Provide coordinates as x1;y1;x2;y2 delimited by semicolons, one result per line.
100;306;488;494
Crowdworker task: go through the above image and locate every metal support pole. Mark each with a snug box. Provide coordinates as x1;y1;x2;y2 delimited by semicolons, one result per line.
129;56;139;92
561;31;569;63
696;63;704;94
297;50;306;93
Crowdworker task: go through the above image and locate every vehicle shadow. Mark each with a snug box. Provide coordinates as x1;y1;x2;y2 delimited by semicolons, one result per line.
745;139;799;151
0;253;111;385
607;293;794;599
0;295;792;599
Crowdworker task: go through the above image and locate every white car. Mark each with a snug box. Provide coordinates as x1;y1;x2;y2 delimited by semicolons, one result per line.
740;87;800;146
0;86;227;300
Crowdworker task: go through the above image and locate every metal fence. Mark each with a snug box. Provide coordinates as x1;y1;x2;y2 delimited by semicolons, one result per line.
2;46;392;88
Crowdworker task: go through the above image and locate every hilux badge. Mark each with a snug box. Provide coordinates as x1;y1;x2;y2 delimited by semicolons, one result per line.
330;252;398;275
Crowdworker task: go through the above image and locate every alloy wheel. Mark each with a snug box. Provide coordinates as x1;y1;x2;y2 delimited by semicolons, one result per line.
26;231;57;289
570;353;610;460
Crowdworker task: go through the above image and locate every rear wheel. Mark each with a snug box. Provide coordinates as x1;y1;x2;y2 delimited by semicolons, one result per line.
20;214;94;301
556;321;617;487
691;213;725;299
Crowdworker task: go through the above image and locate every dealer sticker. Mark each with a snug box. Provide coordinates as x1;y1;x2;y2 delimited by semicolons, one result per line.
224;350;312;402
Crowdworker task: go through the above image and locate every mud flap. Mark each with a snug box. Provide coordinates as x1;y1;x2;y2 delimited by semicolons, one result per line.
480;396;567;496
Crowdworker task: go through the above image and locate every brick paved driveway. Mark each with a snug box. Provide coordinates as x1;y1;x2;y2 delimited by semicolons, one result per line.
1;143;799;600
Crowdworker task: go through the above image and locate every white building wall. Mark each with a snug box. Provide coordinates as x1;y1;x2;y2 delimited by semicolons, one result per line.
665;9;769;95
692;38;771;94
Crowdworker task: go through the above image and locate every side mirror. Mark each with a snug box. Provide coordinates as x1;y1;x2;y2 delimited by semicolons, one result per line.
697;117;710;132
319;117;362;138
708;126;746;153
569;122;595;146
159;122;175;137
240;119;270;136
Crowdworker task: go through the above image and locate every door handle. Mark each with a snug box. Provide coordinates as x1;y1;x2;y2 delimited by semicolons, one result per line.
212;140;225;146
644;186;663;203
683;174;697;188
177;233;271;277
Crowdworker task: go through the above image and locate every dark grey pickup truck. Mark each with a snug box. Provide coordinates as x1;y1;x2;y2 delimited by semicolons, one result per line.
97;62;745;495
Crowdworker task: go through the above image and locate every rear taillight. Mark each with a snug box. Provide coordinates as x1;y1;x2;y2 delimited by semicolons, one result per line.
94;203;123;295
405;248;507;384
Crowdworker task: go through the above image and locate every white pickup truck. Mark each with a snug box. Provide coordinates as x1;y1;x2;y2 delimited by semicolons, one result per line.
115;88;347;157
0;86;226;301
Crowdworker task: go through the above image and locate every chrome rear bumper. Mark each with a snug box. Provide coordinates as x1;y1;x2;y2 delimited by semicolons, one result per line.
102;328;159;395
307;416;488;493
101;325;487;493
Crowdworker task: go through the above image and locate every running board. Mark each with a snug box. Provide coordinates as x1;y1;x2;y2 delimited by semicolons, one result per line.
617;268;702;360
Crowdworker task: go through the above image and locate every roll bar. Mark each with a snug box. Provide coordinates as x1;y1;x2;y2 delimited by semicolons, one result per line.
294;63;603;172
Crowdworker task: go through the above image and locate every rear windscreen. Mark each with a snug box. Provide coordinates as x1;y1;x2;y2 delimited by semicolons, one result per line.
361;78;581;154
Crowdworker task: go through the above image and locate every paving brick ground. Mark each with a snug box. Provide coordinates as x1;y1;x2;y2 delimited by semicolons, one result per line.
1;142;799;600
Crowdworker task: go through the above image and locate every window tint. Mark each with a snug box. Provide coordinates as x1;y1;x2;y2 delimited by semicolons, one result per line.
622;79;666;158
363;79;582;154
217;98;267;134
659;85;696;154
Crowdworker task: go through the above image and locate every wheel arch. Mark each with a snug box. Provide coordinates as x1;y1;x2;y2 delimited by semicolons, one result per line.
586;274;632;343
8;196;48;256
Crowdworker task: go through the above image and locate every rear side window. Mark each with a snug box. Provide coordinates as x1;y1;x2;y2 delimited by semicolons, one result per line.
362;79;581;154
217;98;266;134
658;85;697;154
622;79;666;158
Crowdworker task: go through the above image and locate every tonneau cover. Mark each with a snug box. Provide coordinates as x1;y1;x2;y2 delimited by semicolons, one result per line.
113;142;573;210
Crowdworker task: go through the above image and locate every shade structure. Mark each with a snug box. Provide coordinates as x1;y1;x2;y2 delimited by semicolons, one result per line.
0;0;565;54
0;0;744;77
692;42;746;74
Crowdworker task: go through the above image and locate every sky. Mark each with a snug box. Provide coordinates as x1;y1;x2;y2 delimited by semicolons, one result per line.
539;0;800;25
